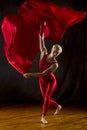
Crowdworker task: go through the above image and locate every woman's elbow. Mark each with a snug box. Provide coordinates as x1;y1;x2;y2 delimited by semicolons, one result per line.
41;71;47;76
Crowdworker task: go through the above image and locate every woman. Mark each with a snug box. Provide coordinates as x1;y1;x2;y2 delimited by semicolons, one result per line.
24;22;62;124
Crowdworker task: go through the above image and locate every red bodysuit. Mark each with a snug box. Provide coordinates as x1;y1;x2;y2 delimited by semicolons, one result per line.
39;54;58;116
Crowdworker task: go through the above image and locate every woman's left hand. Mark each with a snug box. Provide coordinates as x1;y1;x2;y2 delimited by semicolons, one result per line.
23;73;32;78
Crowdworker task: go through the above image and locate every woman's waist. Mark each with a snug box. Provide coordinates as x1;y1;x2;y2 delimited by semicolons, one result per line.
39;73;55;80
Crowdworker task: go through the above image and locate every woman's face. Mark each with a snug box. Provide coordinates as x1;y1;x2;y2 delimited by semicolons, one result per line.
51;46;59;58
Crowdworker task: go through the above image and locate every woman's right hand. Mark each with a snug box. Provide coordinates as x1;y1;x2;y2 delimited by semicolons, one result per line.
39;21;46;36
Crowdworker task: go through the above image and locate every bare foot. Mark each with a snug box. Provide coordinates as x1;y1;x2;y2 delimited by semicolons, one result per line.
54;105;62;115
41;115;48;124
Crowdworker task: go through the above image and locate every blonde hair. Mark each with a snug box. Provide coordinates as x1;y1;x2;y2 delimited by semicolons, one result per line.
53;44;62;54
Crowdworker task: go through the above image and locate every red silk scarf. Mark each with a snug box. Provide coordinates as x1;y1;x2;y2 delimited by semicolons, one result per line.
1;0;86;75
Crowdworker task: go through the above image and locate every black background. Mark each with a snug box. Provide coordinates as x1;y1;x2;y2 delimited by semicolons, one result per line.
0;0;87;105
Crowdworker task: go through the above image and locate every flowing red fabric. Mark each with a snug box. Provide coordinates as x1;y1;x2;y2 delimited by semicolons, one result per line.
1;0;86;75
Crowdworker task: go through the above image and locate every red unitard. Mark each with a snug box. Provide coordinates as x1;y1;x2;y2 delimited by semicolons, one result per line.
39;54;58;116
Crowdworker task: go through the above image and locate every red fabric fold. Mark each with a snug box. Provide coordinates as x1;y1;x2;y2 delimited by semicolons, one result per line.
2;15;39;74
1;0;86;75
18;0;86;41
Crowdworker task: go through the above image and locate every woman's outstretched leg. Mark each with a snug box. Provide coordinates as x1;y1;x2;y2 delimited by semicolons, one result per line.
48;76;62;115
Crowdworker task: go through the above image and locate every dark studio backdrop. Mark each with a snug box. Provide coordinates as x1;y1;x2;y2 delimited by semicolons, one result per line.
0;0;87;105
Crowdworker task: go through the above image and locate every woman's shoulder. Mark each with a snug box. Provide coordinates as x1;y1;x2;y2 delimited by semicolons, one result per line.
40;53;48;60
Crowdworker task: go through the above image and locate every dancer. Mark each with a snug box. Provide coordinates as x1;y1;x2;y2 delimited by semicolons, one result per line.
24;22;62;124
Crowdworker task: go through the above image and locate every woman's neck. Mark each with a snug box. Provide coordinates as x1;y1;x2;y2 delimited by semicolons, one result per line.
47;54;55;62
